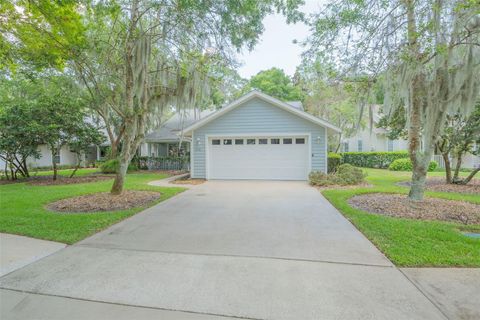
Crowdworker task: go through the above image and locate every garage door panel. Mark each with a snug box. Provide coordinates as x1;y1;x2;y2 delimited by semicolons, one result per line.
208;137;309;180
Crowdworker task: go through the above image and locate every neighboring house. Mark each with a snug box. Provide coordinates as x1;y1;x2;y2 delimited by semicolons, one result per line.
0;145;95;171
341;105;480;169
182;90;341;180
140;110;213;158
341;105;408;153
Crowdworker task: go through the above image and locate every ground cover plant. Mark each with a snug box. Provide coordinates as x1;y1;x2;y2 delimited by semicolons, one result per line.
321;168;480;267
0;168;183;244
309;164;366;186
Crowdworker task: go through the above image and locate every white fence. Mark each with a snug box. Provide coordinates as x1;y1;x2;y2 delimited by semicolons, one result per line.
432;155;445;169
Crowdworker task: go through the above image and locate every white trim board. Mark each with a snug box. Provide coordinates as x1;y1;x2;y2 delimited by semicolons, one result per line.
183;91;341;135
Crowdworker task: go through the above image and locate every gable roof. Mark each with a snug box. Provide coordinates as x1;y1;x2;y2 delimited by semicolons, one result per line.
145;109;214;142
286;101;303;111
183;91;341;134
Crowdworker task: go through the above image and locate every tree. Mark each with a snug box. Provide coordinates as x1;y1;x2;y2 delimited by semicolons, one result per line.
0;73;46;180
307;0;480;200
3;0;304;194
33;75;93;180
436;103;480;184
75;1;303;195
243;68;304;101
68;123;106;178
295;61;370;152
0;103;41;180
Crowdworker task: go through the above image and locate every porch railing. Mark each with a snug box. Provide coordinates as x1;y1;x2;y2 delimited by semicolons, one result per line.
137;156;190;171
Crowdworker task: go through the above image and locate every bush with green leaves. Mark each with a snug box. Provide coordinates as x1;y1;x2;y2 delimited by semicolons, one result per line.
341;151;409;168
388;158;438;172
309;164;366;186
100;159;138;174
327;152;342;173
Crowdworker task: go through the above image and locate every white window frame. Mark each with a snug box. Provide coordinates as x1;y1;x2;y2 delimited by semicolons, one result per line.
357;140;363;152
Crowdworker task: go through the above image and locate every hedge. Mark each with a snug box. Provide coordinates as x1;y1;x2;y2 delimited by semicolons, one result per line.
327;153;342;173
388;158;438;172
341;151;409;168
100;159;138;174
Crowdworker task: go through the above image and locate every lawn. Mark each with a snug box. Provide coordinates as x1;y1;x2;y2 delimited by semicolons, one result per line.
0;169;184;244
322;169;480;267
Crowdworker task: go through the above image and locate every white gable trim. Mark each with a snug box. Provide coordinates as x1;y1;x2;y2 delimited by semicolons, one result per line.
183;91;341;134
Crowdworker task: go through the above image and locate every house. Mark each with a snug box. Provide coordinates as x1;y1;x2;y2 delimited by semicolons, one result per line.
341;105;480;169
140;110;213;158
182;90;341;180
341;105;408;153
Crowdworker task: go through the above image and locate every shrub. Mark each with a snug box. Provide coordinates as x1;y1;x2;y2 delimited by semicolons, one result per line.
341;151;409;168
388;158;438;172
309;164;366;186
100;159;138;174
327;152;342;173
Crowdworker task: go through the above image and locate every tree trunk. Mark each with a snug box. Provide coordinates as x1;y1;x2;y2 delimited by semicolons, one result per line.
110;156;129;195
452;152;463;182
407;80;428;201
4;160;9;180
405;0;428;201
110;0;141;195
335;132;343;153
51;149;58;181
459;167;480;185
22;157;29;177
69;153;82;178
442;152;452;184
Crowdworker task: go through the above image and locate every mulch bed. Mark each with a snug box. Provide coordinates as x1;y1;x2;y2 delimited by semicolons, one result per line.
28;175;113;186
47;190;161;213
170;175;205;185
348;193;480;225
0;175;113;186
398;177;480;194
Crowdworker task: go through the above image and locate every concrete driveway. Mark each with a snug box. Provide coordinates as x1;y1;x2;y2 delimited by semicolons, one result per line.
0;181;447;319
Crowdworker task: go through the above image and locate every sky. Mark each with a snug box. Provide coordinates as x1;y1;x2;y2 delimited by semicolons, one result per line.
236;1;325;79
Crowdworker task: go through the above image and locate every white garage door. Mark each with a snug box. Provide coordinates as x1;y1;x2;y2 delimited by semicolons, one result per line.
207;136;310;180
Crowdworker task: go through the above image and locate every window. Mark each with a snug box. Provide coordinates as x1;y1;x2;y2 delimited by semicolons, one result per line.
343;142;349;152
387;139;394;152
259;138;268;145
212;139;221;145
271;138;280;144
247;139;256;145
283;138;292;144
223;139;232;145
357;140;363;152
235;139;244;145
295;138;305;144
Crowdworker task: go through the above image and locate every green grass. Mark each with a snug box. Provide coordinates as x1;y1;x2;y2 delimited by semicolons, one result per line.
0;169;184;244
322;168;480;267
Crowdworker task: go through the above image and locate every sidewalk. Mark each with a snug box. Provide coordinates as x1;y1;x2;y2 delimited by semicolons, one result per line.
0;233;65;277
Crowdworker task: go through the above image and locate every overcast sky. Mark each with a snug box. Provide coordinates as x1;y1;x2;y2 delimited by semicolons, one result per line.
236;1;325;79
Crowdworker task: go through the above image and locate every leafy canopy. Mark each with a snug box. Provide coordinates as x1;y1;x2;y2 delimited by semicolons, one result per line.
243;68;304;101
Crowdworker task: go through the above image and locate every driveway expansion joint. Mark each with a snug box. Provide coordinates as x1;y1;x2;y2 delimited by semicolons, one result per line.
75;243;394;268
0;288;263;320
397;268;451;320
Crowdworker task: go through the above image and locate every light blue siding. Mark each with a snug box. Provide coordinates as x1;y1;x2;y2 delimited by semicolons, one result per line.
192;97;327;179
